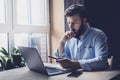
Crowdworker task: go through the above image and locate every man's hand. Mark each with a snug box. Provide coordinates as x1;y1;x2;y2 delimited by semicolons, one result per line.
60;31;75;44
56;58;81;69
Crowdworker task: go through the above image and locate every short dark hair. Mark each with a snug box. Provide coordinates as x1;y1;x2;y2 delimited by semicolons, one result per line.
65;4;87;19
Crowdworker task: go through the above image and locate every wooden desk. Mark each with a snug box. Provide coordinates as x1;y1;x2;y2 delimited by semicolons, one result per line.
0;67;120;80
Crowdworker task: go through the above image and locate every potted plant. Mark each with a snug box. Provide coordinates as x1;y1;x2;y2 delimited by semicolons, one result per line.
11;48;25;67
0;47;14;70
0;47;25;70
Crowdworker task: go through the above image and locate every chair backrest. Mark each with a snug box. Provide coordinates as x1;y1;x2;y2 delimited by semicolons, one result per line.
108;56;113;69
111;55;120;70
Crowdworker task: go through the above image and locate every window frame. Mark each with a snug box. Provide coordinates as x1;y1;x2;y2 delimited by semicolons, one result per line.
0;0;12;32
0;0;50;62
12;0;50;33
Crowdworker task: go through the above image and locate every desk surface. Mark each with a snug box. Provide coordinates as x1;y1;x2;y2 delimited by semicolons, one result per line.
0;67;120;80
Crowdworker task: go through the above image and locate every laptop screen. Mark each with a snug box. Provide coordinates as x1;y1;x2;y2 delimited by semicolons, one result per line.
19;47;48;75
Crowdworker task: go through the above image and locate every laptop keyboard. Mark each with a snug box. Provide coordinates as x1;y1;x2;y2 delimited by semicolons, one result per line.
46;68;64;73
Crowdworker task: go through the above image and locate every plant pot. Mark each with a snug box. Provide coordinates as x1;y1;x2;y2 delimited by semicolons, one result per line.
5;59;15;70
12;54;22;67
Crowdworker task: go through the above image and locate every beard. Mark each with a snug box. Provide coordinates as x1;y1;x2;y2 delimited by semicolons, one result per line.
72;23;86;39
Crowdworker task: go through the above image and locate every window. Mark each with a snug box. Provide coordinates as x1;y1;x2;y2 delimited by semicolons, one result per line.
14;33;48;62
0;0;6;24
17;0;47;26
0;0;50;62
0;33;8;56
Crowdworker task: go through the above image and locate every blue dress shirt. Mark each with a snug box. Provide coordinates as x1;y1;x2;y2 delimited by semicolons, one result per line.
54;24;109;71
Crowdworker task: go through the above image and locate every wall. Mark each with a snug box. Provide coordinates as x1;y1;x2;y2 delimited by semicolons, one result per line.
84;0;120;70
50;0;64;62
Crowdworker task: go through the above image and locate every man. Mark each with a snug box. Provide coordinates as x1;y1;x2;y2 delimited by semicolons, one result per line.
54;4;109;71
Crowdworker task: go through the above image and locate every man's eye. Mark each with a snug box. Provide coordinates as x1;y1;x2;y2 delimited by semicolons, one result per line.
74;23;79;24
67;22;70;24
68;22;71;24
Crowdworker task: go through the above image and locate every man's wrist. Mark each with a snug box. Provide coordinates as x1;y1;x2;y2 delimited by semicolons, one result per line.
72;60;81;69
59;39;66;45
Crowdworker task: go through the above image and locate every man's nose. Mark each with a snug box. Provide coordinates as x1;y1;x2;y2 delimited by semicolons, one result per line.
69;23;74;30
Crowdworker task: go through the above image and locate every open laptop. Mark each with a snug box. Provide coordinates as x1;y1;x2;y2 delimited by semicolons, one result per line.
19;46;69;76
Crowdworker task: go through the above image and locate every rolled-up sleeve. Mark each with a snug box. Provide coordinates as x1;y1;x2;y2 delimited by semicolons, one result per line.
54;41;71;59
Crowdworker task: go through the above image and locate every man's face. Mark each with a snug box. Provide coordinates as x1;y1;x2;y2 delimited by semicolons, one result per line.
67;14;85;38
67;14;86;39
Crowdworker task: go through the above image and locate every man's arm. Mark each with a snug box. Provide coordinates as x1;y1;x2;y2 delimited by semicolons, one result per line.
54;31;81;69
57;40;65;57
57;31;75;57
79;32;109;71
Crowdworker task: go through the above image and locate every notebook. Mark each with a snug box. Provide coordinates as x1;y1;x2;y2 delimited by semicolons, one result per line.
19;46;69;76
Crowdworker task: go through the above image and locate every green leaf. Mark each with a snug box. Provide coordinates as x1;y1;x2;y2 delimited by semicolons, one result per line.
1;47;9;55
13;48;19;54
0;56;6;67
0;47;9;58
